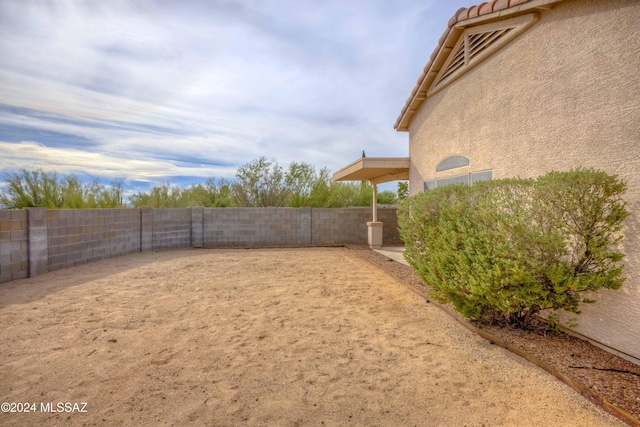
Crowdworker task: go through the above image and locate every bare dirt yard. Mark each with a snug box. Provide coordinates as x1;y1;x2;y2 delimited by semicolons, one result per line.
0;247;626;426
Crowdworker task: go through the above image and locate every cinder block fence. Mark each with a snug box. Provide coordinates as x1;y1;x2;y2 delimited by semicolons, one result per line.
0;207;400;283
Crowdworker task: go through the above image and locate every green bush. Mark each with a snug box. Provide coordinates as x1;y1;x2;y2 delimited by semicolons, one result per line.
397;168;628;329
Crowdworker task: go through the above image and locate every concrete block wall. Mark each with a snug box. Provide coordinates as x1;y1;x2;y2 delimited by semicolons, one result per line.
203;208;304;247
0;206;401;283
311;207;401;245
47;209;141;271
0;210;28;282
151;208;192;250
202;206;400;247
312;208;369;245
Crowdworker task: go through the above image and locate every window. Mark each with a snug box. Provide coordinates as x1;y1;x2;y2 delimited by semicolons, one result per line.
437;174;469;187
424;170;492;191
470;170;492;184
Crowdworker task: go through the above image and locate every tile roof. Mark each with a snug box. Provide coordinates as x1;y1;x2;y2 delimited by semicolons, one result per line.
394;0;564;131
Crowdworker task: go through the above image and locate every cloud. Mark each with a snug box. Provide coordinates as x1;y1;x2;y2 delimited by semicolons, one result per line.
0;0;471;188
0;141;235;181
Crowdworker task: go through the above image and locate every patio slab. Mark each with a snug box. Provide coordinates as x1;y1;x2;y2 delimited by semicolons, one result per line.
374;246;409;266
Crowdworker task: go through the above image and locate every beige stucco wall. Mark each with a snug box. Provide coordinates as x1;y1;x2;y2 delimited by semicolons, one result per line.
407;0;640;360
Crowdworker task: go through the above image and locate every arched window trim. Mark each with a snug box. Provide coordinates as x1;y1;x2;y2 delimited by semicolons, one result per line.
436;155;470;172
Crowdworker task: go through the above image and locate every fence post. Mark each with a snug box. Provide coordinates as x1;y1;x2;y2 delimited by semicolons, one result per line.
140;208;153;252
191;207;204;248
27;208;48;277
300;207;312;245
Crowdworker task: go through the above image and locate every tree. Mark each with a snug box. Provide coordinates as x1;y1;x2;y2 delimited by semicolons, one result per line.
397;181;409;201
233;157;288;207
377;190;397;205
0;169;62;208
129;183;186;208
82;178;124;208
231;158;374;208
183;178;235;207
129;178;235;208
0;169;124;209
285;162;316;207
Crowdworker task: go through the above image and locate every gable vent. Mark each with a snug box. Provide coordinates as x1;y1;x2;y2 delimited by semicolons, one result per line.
467;28;513;60
441;43;465;81
428;13;538;97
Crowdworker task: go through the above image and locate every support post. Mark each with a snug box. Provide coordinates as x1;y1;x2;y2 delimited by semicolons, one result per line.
372;183;378;223
367;182;383;249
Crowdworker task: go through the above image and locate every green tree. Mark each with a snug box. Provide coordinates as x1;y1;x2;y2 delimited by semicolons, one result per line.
0;169;63;208
0;169;124;209
233;157;288;207
285;162;316;207
182;178;235;207
128;183;186;208
397;181;409;201
81;179;124;208
377;190;397;205
130;179;235;208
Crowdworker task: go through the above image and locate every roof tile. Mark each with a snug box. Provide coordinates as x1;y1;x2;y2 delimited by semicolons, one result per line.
458;8;471;20
511;0;530;5
479;2;494;14
468;5;480;18
493;0;510;11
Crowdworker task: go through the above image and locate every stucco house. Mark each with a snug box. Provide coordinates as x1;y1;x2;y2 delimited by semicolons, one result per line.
335;0;639;362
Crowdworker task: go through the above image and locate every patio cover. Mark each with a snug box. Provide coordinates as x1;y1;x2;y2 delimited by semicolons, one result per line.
333;157;409;247
332;157;410;185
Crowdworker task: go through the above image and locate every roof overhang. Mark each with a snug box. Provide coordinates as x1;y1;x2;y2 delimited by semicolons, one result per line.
394;0;564;132
333;157;410;185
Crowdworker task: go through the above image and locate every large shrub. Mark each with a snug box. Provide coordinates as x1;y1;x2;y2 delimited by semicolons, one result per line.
397;168;628;329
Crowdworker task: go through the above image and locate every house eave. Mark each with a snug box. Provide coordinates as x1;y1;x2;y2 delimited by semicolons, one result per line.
394;0;565;132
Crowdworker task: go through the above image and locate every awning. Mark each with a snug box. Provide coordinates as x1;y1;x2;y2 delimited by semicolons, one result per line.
332;157;410;185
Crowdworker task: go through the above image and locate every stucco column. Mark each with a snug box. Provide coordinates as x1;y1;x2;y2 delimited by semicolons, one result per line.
367;221;383;249
140;208;153;252
367;183;383;248
27;208;48;277
191;207;204;248
299;207;312;246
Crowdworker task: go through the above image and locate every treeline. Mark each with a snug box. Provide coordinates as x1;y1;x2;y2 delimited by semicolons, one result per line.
0;169;124;209
0;157;403;209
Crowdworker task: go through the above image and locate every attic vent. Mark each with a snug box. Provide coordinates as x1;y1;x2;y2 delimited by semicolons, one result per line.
441;43;465;81
467;28;513;60
428;13;539;97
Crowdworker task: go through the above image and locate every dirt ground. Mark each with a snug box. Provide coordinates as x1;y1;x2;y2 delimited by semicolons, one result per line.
0;247;626;426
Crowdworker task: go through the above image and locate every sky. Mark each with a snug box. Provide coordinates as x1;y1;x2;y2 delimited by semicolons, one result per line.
0;0;471;195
